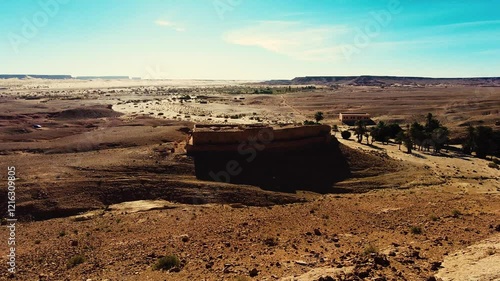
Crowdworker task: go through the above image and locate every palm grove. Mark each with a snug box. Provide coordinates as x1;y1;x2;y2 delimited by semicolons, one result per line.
336;113;499;159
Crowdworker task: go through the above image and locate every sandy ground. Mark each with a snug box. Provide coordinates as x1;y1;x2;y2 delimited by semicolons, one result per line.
337;138;500;281
435;234;500;281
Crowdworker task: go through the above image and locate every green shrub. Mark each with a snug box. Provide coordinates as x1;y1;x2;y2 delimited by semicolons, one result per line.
153;255;180;271
341;130;352;140
67;255;85;268
263;237;278;247
452;209;462;218
410;226;422;234
363;244;378;255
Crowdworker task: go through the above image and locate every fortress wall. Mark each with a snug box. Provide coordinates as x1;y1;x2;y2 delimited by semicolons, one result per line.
187;136;331;153
187;124;346;191
191;125;331;145
192;131;251;145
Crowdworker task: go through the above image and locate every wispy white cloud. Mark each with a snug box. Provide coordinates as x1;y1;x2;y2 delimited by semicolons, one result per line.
439;19;500;29
223;21;350;61
155;19;185;32
223;19;500;62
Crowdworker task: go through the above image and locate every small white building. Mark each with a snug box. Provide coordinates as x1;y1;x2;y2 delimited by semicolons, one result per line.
339;112;370;123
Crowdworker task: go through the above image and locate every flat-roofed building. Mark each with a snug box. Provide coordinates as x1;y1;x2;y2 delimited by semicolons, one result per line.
339;112;370;123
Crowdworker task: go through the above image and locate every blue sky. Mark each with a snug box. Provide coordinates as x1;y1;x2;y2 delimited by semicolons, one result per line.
1;0;499;79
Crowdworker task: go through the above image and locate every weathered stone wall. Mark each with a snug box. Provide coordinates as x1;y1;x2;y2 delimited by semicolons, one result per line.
191;124;331;145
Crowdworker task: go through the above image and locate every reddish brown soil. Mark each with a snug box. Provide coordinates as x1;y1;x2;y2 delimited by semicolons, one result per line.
0;84;498;280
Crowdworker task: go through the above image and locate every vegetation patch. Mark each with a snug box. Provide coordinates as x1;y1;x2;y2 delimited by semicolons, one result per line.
67;255;85;268
153;255;180;271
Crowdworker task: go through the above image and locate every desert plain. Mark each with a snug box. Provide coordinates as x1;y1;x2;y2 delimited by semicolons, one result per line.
0;78;499;281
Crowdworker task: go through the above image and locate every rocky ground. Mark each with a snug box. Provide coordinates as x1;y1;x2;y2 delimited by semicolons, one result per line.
0;80;499;280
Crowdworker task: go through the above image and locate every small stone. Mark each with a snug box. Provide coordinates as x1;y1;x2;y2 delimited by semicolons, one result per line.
374;255;390;267
70;240;78;247
249;268;259;277
356;268;370;278
430;261;442;271
169;267;180;273
295;260;308;266
180;234;189;242
314;228;322;236
205;261;214;269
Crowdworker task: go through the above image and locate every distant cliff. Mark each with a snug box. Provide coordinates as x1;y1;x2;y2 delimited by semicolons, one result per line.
75;76;130;80
0;74;72;80
0;74;133;80
263;75;500;87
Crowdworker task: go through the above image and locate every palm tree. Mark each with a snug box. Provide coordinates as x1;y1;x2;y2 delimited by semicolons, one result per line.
354;120;366;143
403;124;413;154
314;112;324;124
462;125;476;155
431;127;449;153
475;126;493;159
395;131;404;150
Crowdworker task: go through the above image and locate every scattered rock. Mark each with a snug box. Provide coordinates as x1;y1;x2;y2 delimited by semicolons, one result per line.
249;268;259;277
205;261;214;269
295;260;309;266
430;261;442;271
374;255;390;267
169;267;181;273
180;234;189;242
